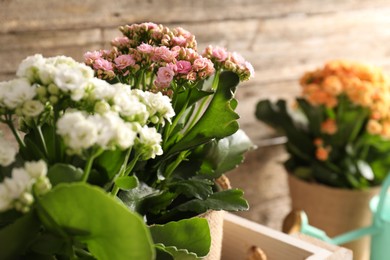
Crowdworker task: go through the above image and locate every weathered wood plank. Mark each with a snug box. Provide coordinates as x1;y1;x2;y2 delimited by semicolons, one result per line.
0;29;102;51
0;44;102;74
1;0;390;33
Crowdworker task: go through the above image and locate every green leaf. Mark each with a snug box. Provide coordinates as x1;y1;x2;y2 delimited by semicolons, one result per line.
176;189;249;213
150;217;211;258
37;183;155;260
118;182;159;212
0;211;41;259
156;245;203;260
174;85;214;113
167;71;240;155
256;99;314;161
47;163;83;186
202;129;253;176
115;175;139;190
170;179;213;200
94;149;127;180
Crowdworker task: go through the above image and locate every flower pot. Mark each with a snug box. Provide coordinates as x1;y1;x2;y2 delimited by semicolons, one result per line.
200;175;231;260
286;173;380;260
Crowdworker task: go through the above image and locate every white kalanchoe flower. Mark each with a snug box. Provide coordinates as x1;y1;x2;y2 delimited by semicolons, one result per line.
2;78;36;109
4;168;32;200
91;111;138;150
22;100;44;117
0;136;17;167
53;65;87;100
137;126;163;160
87;77;116;101
25;160;48;179
16;54;45;82
0;160;50;213
57;111;98;154
132;89;175;125
112;86;149;124
115;121;139;150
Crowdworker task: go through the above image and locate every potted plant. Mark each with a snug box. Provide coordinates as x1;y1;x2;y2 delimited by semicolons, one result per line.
255;60;390;260
0;23;254;259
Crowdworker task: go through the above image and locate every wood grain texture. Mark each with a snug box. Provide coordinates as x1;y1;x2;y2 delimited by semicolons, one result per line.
0;3;389;245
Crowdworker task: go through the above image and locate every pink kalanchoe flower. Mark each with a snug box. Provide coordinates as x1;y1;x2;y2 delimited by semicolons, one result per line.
172;36;187;47
231;52;246;65
167;63;178;73
84;51;102;64
245;61;255;79
111;36;130;48
186;71;197;81
175;27;192;38
176;60;192;74
137;43;154;54
192;57;209;71
114;55;136;70
93;58;114;72
143;22;159;30
155;66;175;87
212;46;228;62
153;46;178;63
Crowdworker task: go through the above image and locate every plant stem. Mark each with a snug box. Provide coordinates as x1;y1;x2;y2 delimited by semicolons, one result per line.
81;148;103;182
5;115;25;148
185;70;221;133
36;124;48;157
110;148;133;196
164;150;189;179
163;89;191;148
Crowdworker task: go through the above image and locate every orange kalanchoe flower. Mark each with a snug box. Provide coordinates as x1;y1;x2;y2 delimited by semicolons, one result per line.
316;146;330;161
300;60;390;139
321;119;337;135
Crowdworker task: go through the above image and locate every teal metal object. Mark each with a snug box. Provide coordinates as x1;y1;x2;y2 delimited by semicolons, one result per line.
300;173;390;259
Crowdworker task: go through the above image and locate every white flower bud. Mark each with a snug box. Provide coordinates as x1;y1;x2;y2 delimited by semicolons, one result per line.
22;100;44;117
25;160;47;178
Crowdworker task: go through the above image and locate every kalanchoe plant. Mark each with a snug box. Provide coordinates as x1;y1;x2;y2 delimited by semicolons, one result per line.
0;22;254;259
256;60;390;189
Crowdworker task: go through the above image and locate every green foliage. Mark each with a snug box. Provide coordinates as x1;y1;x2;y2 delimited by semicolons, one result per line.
256;97;390;189
167;71;240;156
36;183;155;260
150;217;211;258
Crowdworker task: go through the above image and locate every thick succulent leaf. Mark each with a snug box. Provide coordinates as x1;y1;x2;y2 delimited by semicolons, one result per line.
150;217;211;258
156;245;203;260
118;182;159;212
115;175;139;190
169;178;213;200
37;183;155;260
94;149;127;180
167;71;240;155
256;99;314;161
47;163;83;185
176;189;248;212
201;129;253;176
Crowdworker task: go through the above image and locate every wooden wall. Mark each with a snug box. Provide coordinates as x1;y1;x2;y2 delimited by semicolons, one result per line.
1;0;390;229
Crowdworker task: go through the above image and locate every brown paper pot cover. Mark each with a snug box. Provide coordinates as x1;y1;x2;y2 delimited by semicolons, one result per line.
288;173;380;260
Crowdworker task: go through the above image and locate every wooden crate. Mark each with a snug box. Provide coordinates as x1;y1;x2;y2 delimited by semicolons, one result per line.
222;213;352;260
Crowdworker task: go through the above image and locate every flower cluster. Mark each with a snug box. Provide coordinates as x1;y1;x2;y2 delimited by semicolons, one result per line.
301;60;390;139
84;22;254;94
0;23;253;259
0;55;174;159
0;160;50;213
257;60;390;189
